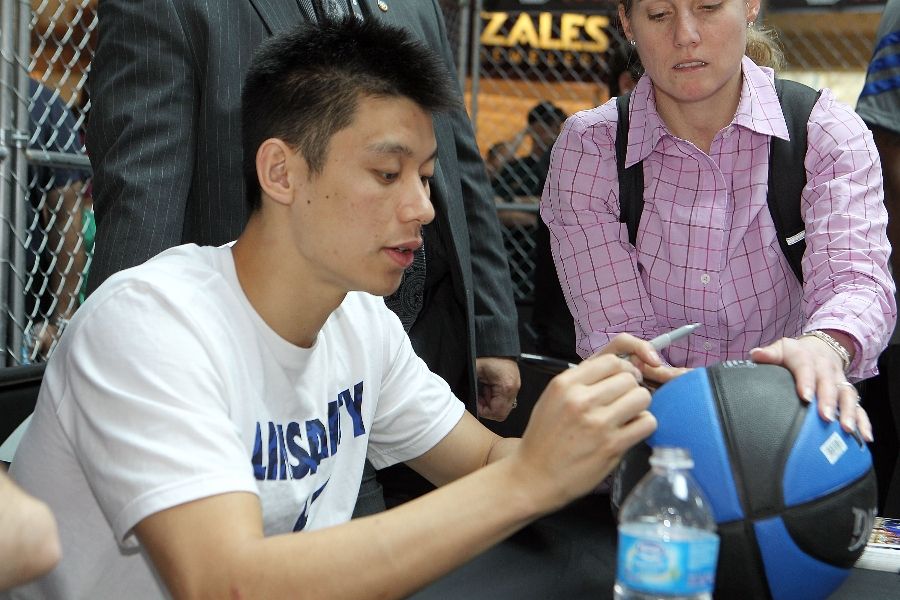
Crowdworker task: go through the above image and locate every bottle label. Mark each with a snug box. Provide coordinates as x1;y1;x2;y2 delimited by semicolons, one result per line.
617;524;719;595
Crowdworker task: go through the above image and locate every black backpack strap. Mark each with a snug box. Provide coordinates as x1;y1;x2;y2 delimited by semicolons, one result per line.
769;79;821;284
616;91;644;247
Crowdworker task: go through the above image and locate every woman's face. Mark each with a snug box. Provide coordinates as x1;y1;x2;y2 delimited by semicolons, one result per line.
619;0;759;110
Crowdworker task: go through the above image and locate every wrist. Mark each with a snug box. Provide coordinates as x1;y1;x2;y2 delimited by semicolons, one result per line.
799;330;853;373
819;330;856;362
502;453;566;518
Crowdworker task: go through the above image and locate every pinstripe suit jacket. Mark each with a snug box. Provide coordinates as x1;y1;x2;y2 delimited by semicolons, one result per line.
86;0;519;407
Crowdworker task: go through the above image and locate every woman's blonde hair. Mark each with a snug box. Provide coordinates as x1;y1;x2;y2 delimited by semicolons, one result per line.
746;25;785;71
618;0;785;72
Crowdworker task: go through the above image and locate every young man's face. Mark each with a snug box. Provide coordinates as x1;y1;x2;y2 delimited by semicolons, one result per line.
288;95;437;298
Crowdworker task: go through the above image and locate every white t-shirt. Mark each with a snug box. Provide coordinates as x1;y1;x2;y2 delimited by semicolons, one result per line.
7;244;465;599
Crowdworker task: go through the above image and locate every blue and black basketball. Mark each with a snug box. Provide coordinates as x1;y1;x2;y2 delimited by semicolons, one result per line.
612;361;877;600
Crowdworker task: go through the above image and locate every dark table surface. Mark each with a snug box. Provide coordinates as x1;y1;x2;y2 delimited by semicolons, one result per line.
410;494;900;600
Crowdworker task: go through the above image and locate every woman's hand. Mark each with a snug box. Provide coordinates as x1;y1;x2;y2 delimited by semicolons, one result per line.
750;334;871;442
597;333;690;389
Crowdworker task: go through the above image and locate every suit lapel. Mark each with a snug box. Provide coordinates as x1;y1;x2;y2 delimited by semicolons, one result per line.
248;0;307;34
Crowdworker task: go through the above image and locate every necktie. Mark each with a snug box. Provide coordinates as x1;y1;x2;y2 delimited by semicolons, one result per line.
320;0;347;19
295;0;317;21
384;236;426;333
303;0;365;22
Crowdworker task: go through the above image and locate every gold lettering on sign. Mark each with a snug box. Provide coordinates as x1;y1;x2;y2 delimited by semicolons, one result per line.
560;13;584;49
482;12;510;46
509;13;540;47
480;11;611;53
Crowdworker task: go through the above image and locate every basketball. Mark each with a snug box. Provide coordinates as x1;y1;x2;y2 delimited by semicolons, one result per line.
611;361;877;600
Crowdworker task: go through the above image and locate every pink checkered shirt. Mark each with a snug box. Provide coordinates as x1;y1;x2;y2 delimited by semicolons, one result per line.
542;57;896;380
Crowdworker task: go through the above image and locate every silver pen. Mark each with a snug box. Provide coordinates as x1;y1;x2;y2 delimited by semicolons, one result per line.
617;323;702;359
519;323;701;374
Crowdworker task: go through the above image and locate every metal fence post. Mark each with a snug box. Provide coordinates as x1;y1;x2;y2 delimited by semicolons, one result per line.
10;0;34;365
0;0;19;365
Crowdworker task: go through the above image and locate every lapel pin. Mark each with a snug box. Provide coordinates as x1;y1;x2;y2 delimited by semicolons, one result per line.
377;0;388;12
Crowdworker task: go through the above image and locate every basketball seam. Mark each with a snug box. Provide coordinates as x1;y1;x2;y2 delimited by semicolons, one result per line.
772;394;809;515
779;469;877;568
709;365;774;599
709;366;751;519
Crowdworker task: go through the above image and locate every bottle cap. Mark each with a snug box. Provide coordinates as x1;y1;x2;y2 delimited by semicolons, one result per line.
649;446;694;469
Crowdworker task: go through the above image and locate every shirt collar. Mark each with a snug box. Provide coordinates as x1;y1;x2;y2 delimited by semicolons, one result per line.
733;56;789;141
624;56;789;167
622;74;663;168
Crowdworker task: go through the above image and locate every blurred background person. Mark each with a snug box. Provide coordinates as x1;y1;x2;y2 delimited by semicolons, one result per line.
485;138;521;181
493;101;568;207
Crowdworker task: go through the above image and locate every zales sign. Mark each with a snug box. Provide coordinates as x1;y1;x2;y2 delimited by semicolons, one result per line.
481;12;611;53
479;11;616;72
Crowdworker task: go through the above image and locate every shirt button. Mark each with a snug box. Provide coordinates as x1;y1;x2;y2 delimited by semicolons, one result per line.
700;273;711;285
704;341;712;351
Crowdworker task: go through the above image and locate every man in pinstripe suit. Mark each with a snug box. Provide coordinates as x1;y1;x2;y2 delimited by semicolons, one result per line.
86;0;521;510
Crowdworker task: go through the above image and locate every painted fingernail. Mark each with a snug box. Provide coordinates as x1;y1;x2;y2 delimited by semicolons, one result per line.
649;350;660;363
750;347;761;354
842;418;854;431
802;387;814;403
822;406;835;421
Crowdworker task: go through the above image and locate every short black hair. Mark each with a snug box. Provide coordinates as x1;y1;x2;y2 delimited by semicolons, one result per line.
241;17;460;211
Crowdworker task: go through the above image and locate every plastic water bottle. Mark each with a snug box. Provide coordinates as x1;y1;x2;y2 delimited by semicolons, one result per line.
614;446;720;600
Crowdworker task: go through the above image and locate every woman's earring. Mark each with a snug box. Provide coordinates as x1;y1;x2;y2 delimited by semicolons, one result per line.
747;21;753;28
630;39;636;47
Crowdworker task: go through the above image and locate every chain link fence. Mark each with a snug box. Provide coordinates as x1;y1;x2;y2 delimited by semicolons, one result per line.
0;0;885;366
459;1;634;347
0;0;95;366
769;4;883;105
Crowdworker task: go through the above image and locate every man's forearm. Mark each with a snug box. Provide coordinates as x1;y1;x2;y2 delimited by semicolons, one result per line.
140;458;544;600
485;436;521;465
269;459;541;597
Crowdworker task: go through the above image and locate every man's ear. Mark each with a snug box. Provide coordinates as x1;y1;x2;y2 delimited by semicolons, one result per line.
257;138;304;207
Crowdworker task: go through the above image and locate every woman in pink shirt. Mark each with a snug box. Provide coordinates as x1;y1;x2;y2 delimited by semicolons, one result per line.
542;0;895;441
